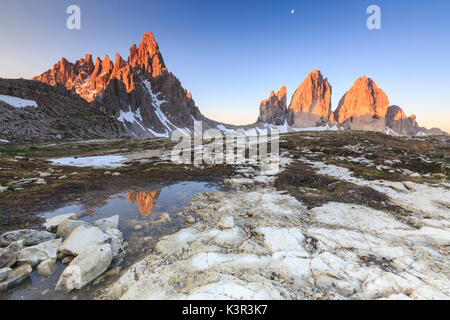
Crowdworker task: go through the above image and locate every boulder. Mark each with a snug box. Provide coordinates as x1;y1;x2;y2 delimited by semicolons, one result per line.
0;267;11;281
0;240;24;268
56;244;112;292
37;258;57;277
0;264;32;292
17;238;61;267
93;215;119;232
44;213;78;232
0;229;55;247
56;220;90;240
58;225;109;256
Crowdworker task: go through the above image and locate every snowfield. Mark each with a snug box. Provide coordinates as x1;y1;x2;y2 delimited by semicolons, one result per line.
49;155;127;168
0;95;38;108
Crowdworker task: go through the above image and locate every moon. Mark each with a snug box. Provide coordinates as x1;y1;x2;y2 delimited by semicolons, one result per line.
291;9;295;14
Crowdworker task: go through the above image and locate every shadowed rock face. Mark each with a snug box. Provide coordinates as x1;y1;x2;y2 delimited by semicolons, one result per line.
0;78;129;143
287;70;332;128
386;105;419;136
257;86;287;125
33;33;203;138
334;76;389;132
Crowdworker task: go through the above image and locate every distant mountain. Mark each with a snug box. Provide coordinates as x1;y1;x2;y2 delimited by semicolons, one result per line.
287;70;332;128
257;86;287;126
32;33;215;138
257;71;448;136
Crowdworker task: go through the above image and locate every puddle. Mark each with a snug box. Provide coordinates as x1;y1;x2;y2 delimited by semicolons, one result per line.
1;181;222;300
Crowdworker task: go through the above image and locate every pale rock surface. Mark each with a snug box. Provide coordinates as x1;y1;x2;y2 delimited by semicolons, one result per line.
56;220;90;240
44;213;77;232
0;229;55;246
17;238;62;267
58;225;109;256
56;243;112;292
0;240;24;268
93;215;119;232
0;267;11;281
0;264;32;292
37;258;56;277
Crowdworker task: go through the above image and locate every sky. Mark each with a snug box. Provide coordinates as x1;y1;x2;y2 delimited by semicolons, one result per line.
0;0;449;131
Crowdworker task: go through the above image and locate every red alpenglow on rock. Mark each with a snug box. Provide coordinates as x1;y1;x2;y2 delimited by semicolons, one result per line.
334;76;390;132
287;70;332;128
33;33;205;138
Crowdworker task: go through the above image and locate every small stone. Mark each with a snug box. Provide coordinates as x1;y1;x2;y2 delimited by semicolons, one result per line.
186;216;196;224
42;288;51;296
58;175;69;180
37;259;56;277
175;212;184;217
62;256;74;265
0;186;8;193
44;213;78;232
410;173;421;178
104;171;112;175
39;172;51;178
218;216;234;229
56;220;90;240
112;172;121;177
34;178;47;185
134;224;143;231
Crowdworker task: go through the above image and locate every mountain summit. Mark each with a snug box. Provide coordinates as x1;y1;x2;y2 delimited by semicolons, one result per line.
33;33;203;138
256;71;447;136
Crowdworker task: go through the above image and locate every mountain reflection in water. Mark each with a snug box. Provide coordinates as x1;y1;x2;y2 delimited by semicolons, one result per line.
127;190;161;217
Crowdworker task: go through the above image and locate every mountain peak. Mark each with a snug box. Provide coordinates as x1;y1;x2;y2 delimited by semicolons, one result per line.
287;70;332;127
334;76;389;132
258;86;287;125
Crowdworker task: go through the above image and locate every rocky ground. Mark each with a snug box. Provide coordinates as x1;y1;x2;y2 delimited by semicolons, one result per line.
0;131;449;299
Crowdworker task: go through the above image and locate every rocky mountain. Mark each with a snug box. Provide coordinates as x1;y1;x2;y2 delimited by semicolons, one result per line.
33;33;210;138
0;78;129;143
257;71;447;136
334;76;389;132
287;70;332;128
257;86;287;125
385;105;419;136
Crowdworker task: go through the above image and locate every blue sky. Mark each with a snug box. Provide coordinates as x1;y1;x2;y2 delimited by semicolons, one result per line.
0;0;449;131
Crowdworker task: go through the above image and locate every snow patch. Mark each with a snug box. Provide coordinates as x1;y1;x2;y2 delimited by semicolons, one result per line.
0;95;38;108
50;155;127;168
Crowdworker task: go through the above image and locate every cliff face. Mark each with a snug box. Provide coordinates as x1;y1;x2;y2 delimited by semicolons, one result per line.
287;70;332;128
334;76;389;132
385;105;419;136
257;86;287;125
33;33;202;138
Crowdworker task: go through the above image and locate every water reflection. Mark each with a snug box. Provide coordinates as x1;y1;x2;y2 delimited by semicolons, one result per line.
127;190;161;217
